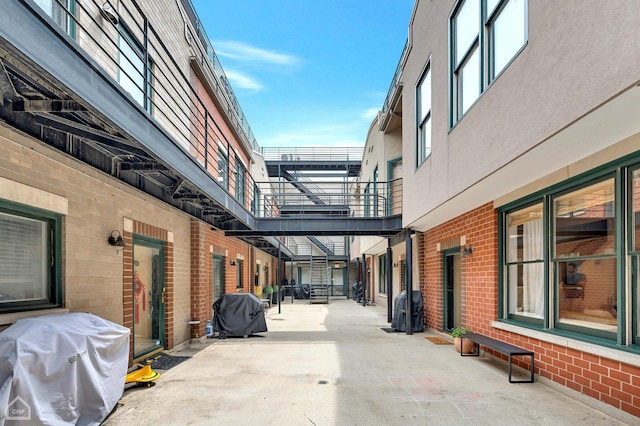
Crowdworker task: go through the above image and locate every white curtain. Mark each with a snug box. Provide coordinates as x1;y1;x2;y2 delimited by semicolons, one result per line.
523;219;544;317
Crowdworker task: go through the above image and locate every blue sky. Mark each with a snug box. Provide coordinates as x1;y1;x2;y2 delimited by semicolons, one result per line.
190;0;415;149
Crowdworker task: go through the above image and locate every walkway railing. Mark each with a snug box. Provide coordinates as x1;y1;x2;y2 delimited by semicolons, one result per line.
258;179;402;219
261;147;364;162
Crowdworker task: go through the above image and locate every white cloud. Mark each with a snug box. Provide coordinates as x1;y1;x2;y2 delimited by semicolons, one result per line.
362;108;379;121
213;40;301;67
223;70;263;91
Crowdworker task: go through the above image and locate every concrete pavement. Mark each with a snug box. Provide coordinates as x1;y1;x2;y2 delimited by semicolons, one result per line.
104;299;638;425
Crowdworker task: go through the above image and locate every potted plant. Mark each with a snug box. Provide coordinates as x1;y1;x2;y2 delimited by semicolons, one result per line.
451;327;475;354
262;284;273;299
270;284;279;305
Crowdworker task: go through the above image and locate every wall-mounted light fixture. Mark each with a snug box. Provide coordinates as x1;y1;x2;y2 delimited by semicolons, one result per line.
108;230;125;247
229;260;236;266
461;244;473;258
99;2;119;26
393;262;399;268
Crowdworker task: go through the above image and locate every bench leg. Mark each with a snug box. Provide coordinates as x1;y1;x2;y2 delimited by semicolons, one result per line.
508;354;535;383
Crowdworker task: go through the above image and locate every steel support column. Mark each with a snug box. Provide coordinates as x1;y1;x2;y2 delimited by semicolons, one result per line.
387;239;393;323
405;231;413;335
362;254;367;307
277;240;282;314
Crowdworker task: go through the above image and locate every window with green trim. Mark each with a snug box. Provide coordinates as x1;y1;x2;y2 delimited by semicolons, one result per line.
236;259;243;289
553;178;617;337
235;156;246;205
450;0;527;125
505;202;543;321
379;254;387;294
501;160;640;348
416;63;431;166
218;148;229;189
0;203;61;313
630;166;640;345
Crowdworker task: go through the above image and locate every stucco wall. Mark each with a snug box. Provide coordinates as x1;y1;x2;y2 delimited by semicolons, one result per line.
402;0;640;227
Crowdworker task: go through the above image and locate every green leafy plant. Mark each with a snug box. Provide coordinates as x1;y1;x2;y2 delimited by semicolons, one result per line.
450;327;472;338
262;285;273;295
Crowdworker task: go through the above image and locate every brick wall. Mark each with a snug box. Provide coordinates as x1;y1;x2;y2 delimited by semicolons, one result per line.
418;202;497;333
418;201;640;417
1;128;192;364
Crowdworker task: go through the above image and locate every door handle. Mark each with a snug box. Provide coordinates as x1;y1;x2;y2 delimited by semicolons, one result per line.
162;287;166;304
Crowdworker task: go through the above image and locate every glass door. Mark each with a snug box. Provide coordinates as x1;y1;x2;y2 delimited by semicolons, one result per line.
443;248;462;331
133;237;164;358
212;255;224;303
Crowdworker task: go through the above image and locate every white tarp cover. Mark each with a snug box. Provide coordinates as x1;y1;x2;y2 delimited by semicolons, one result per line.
0;313;130;425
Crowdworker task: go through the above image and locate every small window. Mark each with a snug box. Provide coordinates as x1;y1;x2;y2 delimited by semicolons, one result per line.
379;254;387;294
118;25;153;113
218;149;229;189
416;64;432;166
235;156;246;205
0;204;61;313
236;259;244;289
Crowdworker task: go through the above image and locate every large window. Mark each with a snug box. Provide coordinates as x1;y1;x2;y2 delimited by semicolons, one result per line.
33;0;76;36
450;0;527;125
416;64;432;166
118;25;153;113
500;162;640;348
0;204;61;313
554;179;617;335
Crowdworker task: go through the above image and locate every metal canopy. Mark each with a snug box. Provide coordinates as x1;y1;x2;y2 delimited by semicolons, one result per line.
0;0;253;232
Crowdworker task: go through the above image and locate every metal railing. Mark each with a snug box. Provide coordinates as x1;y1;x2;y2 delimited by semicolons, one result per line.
261;147;364;162
28;1;401;226
180;0;260;153
258;179;402;219
37;0;259;211
381;39;409;116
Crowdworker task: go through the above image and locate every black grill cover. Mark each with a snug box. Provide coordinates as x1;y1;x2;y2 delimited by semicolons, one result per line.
391;290;424;332
212;293;267;337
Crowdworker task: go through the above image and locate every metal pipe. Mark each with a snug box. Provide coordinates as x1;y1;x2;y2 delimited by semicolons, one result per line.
387;239;393;323
406;230;413;335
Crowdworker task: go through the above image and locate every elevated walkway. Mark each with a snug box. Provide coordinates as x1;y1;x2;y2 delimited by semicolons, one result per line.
0;1;401;259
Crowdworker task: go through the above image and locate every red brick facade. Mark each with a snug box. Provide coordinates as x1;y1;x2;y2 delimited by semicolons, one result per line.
186;219;254;338
417;202;640;417
122;221;174;363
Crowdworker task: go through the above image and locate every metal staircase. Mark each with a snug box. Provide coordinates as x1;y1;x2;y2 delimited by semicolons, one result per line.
309;255;329;304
